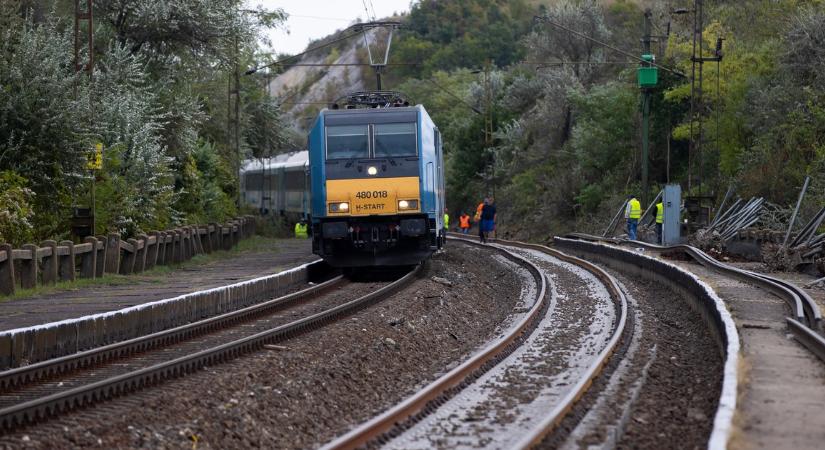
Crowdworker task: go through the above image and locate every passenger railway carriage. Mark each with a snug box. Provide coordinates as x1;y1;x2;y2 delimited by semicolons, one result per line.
240;152;309;220
308;105;446;267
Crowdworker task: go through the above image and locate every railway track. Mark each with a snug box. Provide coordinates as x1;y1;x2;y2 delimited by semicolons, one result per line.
322;236;628;449
0;265;421;431
566;233;825;361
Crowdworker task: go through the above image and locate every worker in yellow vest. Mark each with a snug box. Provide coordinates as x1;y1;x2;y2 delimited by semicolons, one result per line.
444;208;450;231
655;201;664;244
624;195;642;240
294;220;308;239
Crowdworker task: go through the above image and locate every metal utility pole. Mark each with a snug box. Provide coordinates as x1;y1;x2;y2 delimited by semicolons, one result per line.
75;0;96;236
228;29;242;208
640;9;653;205
73;0;93;76
482;60;495;198
687;0;722;197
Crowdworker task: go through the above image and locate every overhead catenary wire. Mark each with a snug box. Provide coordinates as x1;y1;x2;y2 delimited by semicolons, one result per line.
533;15;687;78
245;29;367;74
424;77;482;115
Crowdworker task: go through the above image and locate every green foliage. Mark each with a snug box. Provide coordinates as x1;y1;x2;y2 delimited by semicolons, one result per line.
0;2;287;240
389;0;531;82
0;171;35;246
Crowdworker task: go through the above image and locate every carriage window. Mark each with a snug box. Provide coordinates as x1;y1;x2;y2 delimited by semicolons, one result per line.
326;125;369;159
374;123;417;157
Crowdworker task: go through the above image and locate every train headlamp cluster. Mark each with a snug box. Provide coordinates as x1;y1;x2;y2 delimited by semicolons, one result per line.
329;202;349;213
398;199;418;211
367;166;378;176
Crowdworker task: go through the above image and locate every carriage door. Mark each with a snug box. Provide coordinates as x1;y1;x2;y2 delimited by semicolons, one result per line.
435;130;445;224
426;162;435;214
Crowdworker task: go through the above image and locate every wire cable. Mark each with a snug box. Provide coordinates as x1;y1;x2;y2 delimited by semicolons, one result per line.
245;29;364;74
533;15;687;78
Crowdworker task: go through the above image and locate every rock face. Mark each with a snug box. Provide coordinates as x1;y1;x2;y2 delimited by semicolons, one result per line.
268;36;367;131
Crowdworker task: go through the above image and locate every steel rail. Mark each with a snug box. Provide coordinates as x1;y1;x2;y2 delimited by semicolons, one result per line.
0;275;345;392
565;233;825;359
0;266;420;430
322;236;627;450
321;238;547;450
489;238;629;449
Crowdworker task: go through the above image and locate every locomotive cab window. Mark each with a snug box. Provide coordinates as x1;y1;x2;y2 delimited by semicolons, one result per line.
374;123;417;157
326;125;369;159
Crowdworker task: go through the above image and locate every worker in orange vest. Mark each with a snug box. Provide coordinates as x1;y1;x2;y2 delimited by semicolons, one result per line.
459;211;471;234
474;200;484;222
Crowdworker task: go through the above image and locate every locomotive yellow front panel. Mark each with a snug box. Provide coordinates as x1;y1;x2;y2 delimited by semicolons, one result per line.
326;177;420;215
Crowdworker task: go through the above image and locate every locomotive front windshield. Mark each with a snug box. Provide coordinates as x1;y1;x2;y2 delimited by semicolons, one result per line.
326;125;369;159
374;123;417;157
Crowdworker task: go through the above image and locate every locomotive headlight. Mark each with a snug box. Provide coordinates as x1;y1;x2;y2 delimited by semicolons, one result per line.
329;202;349;213
367;166;378;176
398;200;418;210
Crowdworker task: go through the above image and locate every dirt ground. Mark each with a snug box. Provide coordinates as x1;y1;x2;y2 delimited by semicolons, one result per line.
0;242;524;449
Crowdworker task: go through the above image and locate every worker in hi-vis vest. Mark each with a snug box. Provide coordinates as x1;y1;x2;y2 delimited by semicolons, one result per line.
294;220;308;238
624;195;642;240
655;201;664;244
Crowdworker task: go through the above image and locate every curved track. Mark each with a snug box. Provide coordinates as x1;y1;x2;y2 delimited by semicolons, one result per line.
0;266;420;431
567;233;825;361
322;237;627;450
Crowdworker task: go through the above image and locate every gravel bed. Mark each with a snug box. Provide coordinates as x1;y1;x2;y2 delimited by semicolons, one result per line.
531;253;721;449
0;242;522;449
0;279;380;411
607;269;722;449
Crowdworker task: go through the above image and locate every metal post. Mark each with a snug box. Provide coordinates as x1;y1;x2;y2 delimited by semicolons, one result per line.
604;201;628;237
696;0;704;195
234;33;241;208
75;0;95;234
641;9;652;205
784;176;810;247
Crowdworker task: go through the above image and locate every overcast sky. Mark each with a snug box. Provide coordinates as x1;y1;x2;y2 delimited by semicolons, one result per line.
249;0;414;55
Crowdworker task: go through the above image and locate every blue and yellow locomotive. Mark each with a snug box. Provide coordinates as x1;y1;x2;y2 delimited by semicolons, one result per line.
308;103;446;267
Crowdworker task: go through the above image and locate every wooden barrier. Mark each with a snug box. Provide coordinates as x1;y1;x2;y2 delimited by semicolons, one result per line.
0;216;256;297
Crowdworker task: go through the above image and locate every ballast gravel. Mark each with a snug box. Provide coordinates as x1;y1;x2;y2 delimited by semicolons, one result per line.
0;242;522;450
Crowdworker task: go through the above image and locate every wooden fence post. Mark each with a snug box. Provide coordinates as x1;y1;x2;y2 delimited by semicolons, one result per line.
20;244;38;288
147;232;160;269
163;231;174;265
104;234;120;274
135;234;148;273
176;229;184;262
209;223;219;252
182;229;191;261
58;240;75;282
0;244;15;295
120;239;137;275
80;237;97;279
95;236;106;278
40;240;58;285
201;225;211;254
191;226;202;255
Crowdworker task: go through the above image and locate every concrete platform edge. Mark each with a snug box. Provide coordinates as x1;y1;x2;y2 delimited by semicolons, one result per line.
0;259;321;369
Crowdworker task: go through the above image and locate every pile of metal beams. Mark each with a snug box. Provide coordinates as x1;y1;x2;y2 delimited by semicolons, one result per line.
787;206;825;259
705;197;766;241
